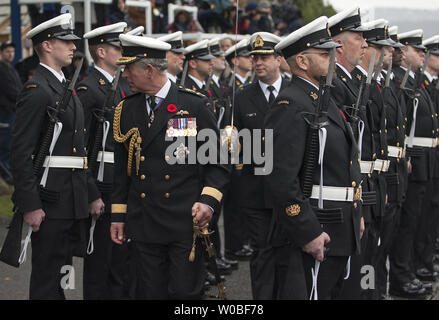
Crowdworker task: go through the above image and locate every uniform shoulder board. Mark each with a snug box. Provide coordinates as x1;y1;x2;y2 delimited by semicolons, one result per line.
25;83;38;89
76;86;88;91
123;92;142;101
178;86;206;98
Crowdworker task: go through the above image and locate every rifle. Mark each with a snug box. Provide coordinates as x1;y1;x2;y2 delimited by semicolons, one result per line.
189;217;226;300
300;47;336;198
372;49;385;83
179;59;189;87
88;67;121;177
0;58;84;268
350;50;376;123
204;70;213;95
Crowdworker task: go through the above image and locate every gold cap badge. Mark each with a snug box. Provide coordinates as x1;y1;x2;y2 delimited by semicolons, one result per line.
254;35;264;48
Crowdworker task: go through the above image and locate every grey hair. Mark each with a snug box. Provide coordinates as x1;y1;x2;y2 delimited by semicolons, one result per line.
135;58;168;73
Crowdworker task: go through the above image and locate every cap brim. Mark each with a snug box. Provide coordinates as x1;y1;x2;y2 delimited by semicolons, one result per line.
368;39;395;47
349;25;369;33
413;44;427;50
250;49;276;55
55;34;81;41
171;48;185;54
109;41;121;48
116;56;141;65
429;49;439;55
314;40;342;50
197;54;215;60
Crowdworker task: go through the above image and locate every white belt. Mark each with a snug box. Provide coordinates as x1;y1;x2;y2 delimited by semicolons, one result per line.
405;136;438;148
388;145;405;159
360;161;374;174
97;151;114;164
43;156;88;169
310;185;361;202
373;159;390;172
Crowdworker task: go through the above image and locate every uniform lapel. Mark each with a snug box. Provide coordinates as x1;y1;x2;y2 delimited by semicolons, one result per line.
39;65;64;96
250;82;269;115
140;83;179;149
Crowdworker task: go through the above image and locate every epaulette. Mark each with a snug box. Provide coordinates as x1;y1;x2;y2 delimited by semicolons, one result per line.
76;86;88;91
178;85;206;98
25;83;38;89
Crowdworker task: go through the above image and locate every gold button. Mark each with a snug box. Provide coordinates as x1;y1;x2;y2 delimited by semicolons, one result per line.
350;160;353;165
385;129;388;134
405;117;408;122
165;193;170;198
140;156;145;161
84;147;87;151
73;147;76;153
397;142;400;147
368;173;371;178
165;175;170;180
381;149;384;155
262;152;265;157
140;174;146;180
74;129;78;134
353;202;358;208
84;128;87;132
72;168;75;172
358;159;361;164
165;155;170;161
352;181;356;187
140;193;146;198
403;125;405;129
397;126;400;130
433;130;436;134
379;130;382;134
262;137;265;141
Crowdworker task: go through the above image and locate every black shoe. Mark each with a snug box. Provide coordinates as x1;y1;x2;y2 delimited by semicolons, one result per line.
225;248;252;260
415;268;438;282
243;244;254;254
411;278;433;294
389;282;428;299
214;258;232;275
205;271;226;286
221;256;238;269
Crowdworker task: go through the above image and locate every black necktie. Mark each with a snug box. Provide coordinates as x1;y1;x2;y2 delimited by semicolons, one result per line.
268;86;275;105
148;96;156;115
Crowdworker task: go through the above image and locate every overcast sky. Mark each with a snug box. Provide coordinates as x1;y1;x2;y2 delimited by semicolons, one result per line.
327;0;439;10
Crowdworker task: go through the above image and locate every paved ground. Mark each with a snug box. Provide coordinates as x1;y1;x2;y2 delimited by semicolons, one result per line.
0;215;438;300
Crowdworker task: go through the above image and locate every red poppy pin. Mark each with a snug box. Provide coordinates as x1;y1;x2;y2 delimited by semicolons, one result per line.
167;104;177;113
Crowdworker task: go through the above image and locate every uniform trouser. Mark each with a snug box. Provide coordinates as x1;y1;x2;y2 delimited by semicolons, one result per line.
0;110;14;173
30;218;87;300
242;207;276;300
210;210;222;257
83;212;129;299
223;171;248;253
376;203;400;297
302;253;348;300
274;244;309;300
337;219;379;300
414;177;439;271
129;239;205;299
389;180;429;285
